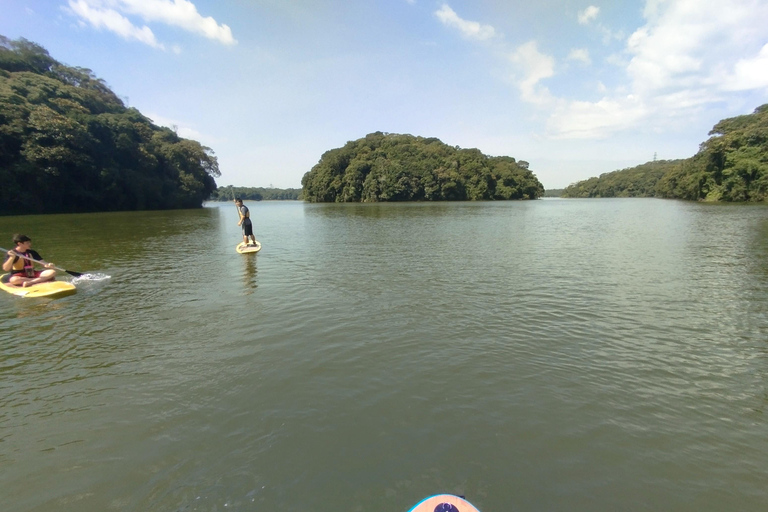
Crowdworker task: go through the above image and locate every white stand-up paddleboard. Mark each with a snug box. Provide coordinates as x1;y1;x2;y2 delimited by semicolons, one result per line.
408;494;481;512
236;241;262;254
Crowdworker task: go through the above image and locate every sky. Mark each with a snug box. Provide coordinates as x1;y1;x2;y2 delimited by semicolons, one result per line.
2;0;768;189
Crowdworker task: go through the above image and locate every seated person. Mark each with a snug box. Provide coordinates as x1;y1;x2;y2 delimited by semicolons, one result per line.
2;234;56;287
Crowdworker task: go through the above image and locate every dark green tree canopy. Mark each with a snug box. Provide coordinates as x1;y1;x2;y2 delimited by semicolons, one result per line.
563;104;768;202
209;185;302;201
561;160;684;198
301;132;544;202
0;35;220;214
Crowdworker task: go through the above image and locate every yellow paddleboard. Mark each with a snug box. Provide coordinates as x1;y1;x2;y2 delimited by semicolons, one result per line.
236;241;262;254
0;274;77;299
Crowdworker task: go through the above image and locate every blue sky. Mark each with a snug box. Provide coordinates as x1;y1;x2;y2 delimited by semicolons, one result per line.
3;0;768;189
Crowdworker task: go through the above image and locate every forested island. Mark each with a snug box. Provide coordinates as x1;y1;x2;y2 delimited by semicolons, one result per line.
301;132;544;202
0;36;220;215
208;185;302;201
563;104;768;201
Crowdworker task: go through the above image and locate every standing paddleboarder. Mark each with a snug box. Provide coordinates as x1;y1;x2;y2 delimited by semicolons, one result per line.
234;198;257;246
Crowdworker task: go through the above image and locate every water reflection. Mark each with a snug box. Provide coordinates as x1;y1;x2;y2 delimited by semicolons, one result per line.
749;216;768;279
303;201;458;219
7;296;74;319
242;253;258;292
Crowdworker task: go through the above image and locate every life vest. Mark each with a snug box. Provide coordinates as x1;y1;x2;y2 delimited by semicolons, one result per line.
11;250;40;277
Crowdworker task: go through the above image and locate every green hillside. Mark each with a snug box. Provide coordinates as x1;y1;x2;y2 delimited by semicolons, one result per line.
301;132;543;202
563;104;768;202
562;160;684;198
0;36;220;215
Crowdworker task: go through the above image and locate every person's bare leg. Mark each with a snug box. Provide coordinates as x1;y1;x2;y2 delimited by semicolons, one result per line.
9;276;29;287
21;269;56;286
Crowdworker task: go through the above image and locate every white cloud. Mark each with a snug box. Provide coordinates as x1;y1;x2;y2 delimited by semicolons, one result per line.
432;0;767;140
578;6;599;25
66;0;235;47
434;4;496;41
578;5;622;43
118;0;235;44
433;6;554;106
568;48;591;65
548;95;648;139
625;0;768;94
549;0;768;139
723;43;768;91
509;41;555;105
68;0;164;48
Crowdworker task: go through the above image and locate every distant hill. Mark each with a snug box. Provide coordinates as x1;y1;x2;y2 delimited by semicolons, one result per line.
209;185;302;201
562;160;684;198
562;104;768;202
0;35;220;215
542;188;564;197
301;131;544;202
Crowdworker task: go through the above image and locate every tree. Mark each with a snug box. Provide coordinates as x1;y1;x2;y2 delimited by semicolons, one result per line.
302;132;543;202
562;104;768;202
0;35;220;214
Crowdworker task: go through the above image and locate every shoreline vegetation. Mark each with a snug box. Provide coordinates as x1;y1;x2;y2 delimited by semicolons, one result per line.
208;185;302;201
3;34;767;215
562;104;768;201
0;36;219;215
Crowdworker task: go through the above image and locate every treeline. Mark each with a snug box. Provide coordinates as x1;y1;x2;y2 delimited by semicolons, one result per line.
209;185;302;201
0;36;220;215
301;132;543;202
563;104;768;201
562;160;684;198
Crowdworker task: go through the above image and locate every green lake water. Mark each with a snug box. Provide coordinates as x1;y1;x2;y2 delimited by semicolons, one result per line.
1;198;767;511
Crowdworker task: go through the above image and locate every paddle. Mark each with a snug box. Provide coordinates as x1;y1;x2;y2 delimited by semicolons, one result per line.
1;247;85;277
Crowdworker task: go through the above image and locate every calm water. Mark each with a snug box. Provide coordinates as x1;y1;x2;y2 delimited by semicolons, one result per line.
1;199;767;512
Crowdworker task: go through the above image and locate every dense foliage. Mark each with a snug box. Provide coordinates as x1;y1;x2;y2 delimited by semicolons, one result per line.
655;104;768;201
0;36;220;215
209;185;302;201
542;188;564;197
562;160;683;198
301;132;543;202
563;104;768;202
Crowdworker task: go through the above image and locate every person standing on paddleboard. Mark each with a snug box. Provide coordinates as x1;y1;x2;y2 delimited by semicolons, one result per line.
2;234;56;287
235;198;257;246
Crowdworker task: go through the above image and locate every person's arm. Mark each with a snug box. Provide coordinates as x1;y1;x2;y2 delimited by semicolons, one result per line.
28;250;46;268
33;252;54;269
2;251;15;272
11;250;53;269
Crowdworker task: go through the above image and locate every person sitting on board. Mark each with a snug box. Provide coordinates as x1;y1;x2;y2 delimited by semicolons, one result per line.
234;198;257;246
2;234;56;287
